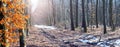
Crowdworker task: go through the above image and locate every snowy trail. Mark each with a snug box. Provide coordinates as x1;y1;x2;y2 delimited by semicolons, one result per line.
34;25;57;30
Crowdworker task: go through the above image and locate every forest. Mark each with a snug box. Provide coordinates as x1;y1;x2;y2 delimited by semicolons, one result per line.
0;0;120;47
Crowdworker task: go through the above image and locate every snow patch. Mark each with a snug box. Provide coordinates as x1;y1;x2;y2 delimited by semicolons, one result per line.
78;34;120;47
34;25;57;30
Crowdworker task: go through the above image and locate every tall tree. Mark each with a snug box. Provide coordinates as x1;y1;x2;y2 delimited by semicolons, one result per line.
86;0;90;26
109;0;115;31
82;0;87;32
115;0;118;26
102;0;107;34
96;0;99;28
70;0;75;30
52;0;56;25
75;0;79;28
47;0;52;26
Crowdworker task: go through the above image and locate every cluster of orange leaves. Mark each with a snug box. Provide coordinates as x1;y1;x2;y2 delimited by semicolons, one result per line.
0;0;29;46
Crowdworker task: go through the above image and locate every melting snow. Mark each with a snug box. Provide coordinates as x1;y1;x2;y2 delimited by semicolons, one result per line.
34;25;57;30
78;34;120;47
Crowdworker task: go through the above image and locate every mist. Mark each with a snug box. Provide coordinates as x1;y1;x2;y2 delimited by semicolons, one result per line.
30;0;52;25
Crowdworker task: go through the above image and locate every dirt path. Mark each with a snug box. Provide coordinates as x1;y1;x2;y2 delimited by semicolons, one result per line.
25;27;100;47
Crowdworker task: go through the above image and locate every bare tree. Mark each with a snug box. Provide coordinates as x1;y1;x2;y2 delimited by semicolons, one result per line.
82;0;87;32
52;0;56;25
109;0;115;31
70;0;75;30
75;0;79;28
102;0;107;34
96;0;99;28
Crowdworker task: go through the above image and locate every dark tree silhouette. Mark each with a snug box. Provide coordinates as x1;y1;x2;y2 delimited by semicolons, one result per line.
109;0;115;31
82;0;87;32
102;0;107;34
70;0;75;30
96;0;99;28
75;0;79;28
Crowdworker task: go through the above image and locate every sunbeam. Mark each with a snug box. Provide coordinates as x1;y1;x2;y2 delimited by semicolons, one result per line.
30;0;39;12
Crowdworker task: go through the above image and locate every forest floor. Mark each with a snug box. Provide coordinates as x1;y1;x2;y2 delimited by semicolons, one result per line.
13;25;120;47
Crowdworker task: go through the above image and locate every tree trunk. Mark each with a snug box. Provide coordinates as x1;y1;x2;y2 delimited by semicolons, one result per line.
52;0;56;25
115;0;118;26
86;0;89;26
109;0;115;31
96;0;99;28
70;0;75;30
82;0;87;32
102;0;107;34
19;29;26;47
75;0;79;28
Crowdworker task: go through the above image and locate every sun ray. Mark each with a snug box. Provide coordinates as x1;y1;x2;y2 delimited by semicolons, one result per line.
30;0;38;12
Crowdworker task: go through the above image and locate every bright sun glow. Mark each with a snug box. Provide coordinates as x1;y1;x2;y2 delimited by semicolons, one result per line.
30;0;38;12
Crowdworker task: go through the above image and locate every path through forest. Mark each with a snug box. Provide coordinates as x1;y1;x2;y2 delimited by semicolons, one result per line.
25;25;120;47
26;25;100;47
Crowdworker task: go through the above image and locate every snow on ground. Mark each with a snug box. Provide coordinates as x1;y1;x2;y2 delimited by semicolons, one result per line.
34;25;57;30
77;34;120;47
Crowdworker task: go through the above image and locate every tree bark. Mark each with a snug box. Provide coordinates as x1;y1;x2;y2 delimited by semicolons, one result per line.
70;0;75;30
102;0;107;34
75;0;79;28
96;0;99;28
19;29;26;47
109;0;115;31
86;0;89;26
82;0;87;32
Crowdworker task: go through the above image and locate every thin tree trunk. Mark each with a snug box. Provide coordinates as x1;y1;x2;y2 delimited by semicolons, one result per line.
82;0;87;32
70;0;75;30
86;0;89;26
115;0;119;26
52;0;56;25
90;0;93;31
96;0;99;28
102;0;107;34
75;0;79;28
109;0;115;31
